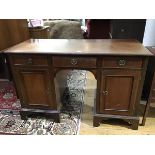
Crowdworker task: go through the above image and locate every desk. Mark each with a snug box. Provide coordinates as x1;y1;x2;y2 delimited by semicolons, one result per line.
4;39;152;130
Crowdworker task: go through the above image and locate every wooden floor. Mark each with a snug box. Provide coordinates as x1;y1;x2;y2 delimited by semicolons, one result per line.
79;71;155;135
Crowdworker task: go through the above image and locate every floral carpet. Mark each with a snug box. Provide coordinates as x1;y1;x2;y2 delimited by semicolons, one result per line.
0;70;87;135
0;82;21;110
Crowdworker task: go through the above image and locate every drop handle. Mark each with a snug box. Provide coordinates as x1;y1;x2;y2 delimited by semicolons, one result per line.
103;91;108;95
47;88;50;94
27;58;33;65
118;59;126;66
70;58;78;65
121;28;125;32
22;100;25;104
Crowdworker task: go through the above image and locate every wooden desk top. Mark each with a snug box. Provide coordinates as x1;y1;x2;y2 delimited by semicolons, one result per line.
4;39;152;56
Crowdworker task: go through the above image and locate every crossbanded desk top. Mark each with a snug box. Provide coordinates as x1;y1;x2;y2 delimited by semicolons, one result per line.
4;39;152;56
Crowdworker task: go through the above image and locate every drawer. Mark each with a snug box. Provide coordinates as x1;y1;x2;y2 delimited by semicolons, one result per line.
11;55;48;66
102;57;143;68
52;56;96;68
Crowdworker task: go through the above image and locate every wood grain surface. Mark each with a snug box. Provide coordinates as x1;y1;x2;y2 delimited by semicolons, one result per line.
4;39;152;56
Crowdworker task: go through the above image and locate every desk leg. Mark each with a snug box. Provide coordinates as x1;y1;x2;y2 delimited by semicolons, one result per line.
93;116;101;127
142;99;150;126
20;108;60;123
131;119;139;130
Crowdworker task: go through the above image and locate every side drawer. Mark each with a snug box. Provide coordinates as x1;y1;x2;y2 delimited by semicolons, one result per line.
52;56;96;68
102;57;143;68
11;55;48;66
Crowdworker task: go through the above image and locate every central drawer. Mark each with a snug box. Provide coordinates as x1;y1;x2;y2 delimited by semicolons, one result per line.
52;56;96;68
102;57;143;68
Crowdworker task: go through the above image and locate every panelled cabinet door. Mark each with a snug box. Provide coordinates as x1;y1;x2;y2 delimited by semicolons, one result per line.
14;68;57;110
99;69;141;115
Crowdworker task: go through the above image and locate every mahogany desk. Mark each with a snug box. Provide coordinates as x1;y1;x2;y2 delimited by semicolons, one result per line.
4;39;152;130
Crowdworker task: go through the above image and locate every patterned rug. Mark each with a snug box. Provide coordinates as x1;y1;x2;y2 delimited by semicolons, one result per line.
0;82;21;110
0;70;87;135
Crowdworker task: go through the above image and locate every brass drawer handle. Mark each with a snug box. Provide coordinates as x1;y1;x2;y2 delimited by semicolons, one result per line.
121;28;125;32
27;58;33;65
118;59;126;66
70;58;78;65
103;91;108;95
47;88;50;94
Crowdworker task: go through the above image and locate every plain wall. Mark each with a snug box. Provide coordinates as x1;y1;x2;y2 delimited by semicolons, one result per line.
143;19;155;46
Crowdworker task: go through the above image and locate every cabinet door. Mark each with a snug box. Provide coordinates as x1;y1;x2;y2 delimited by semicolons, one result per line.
14;68;57;110
99;69;141;115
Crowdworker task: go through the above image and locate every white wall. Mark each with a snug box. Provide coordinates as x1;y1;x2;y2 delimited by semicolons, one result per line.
143;19;155;46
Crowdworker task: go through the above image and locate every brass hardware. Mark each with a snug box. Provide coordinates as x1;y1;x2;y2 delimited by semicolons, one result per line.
47;88;50;94
70;58;78;65
27;58;33;64
121;28;125;32
118;59;126;66
103;91;108;95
